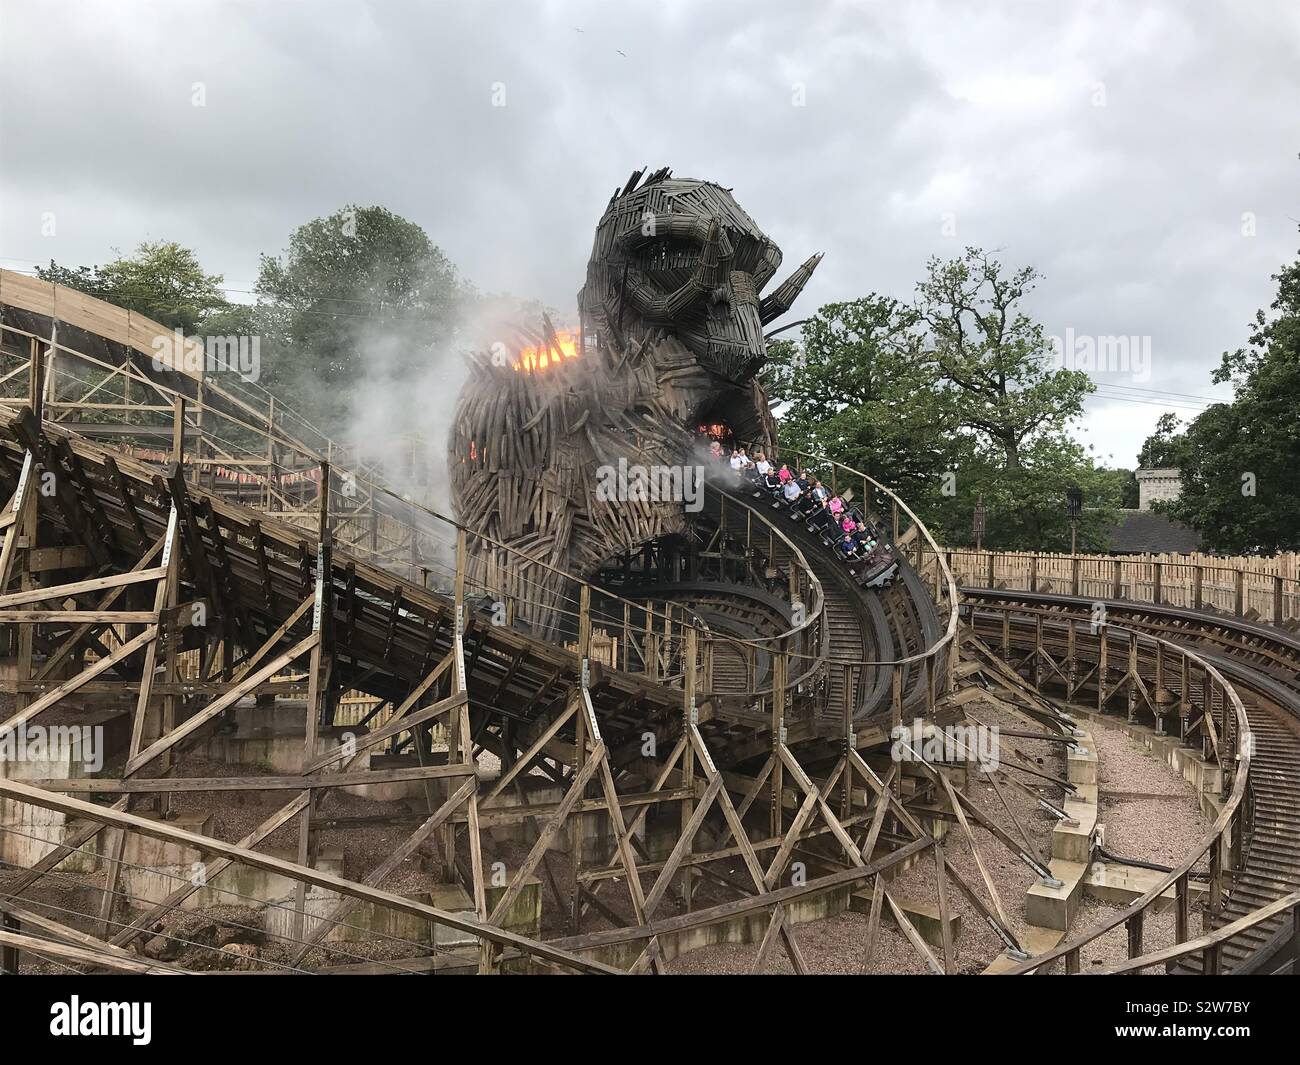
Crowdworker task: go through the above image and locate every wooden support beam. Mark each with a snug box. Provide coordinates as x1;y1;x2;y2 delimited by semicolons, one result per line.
123;631;319;775
0;776;621;974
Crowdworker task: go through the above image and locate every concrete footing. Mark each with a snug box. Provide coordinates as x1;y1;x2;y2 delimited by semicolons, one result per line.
1083;861;1208;911
873;894;961;948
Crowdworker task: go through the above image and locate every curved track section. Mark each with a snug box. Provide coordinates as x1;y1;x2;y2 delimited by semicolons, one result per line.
739;478;943;720
963;587;1300;973
0;269;962;974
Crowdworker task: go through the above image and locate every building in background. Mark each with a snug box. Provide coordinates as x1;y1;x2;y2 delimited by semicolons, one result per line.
1107;468;1200;554
1135;468;1184;512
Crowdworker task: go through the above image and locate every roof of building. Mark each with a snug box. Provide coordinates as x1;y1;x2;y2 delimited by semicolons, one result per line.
1105;509;1203;554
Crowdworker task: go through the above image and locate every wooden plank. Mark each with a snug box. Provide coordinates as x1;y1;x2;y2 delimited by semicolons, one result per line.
37;764;477;794
25;546;93;572
0;610;158;622
0;776;621;974
124;631;319;775
0;929;188;975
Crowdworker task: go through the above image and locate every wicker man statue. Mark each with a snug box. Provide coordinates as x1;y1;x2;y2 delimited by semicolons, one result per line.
449;167;821;634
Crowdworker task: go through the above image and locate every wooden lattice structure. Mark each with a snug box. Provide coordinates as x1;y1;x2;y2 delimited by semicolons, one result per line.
450;168;821;634
2;174;1181;978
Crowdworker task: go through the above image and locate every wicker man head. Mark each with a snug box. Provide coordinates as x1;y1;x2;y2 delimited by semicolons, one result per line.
578;168;822;386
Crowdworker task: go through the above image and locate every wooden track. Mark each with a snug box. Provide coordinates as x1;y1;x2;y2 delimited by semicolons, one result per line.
963;588;1300;973
0;263;974;975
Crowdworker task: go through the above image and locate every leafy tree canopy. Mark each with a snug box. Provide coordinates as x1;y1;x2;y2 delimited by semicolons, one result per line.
763;247;1118;550
254;205;469;433
38;241;230;332
1159;237;1300;552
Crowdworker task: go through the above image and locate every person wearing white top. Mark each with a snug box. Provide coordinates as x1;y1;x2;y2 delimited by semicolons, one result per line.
729;451;745;471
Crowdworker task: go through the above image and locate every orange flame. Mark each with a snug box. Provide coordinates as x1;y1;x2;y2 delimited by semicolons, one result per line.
513;330;580;373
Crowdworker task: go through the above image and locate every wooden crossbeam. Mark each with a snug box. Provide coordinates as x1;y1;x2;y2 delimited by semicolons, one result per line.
0;565;167;608
124;631;320;775
1;627;158;734
0;776;621;974
287;777;478;966
0;928;188;976
36;763;477;794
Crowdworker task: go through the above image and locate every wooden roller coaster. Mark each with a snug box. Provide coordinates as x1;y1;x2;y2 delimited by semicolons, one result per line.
0;168;1296;973
0;222;975;974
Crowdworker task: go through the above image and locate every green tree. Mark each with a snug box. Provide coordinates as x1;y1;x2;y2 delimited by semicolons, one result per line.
39;241;229;332
1164;240;1300;552
34;261;109;300
255;205;468;433
915;247;1095;470
1137;412;1189;469
768;250;1115;549
914;248;1113;547
760;296;962;514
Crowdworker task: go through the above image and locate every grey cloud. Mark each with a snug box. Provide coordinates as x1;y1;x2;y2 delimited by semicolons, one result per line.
1;0;1297;467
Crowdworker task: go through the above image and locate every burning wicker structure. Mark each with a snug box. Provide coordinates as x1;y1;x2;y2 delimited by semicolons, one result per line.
449;167;822;631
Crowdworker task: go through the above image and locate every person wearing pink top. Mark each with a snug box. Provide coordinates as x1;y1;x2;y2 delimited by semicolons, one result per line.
778;465;792;483
828;495;844;516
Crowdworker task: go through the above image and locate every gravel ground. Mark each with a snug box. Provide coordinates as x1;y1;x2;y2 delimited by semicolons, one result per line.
1070;898;1179;973
1100;796;1209;871
1088;716;1210;872
1091;717;1197;796
669;702;1211;975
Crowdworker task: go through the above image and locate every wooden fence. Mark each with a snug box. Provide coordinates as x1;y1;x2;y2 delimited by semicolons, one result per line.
941;548;1300;625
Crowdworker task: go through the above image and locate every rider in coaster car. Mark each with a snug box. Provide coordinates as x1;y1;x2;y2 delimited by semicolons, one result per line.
777;477;802;508
807;498;835;536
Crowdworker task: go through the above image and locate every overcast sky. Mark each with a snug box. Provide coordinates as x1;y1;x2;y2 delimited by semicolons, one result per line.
2;0;1297;468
